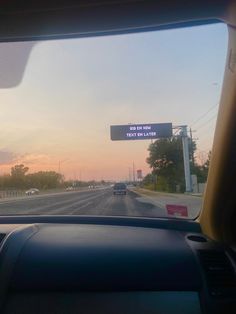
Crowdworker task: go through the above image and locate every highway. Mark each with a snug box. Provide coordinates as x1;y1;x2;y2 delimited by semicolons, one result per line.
0;188;162;217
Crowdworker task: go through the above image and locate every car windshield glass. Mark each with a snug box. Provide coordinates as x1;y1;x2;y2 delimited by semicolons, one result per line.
114;184;126;189
0;23;227;219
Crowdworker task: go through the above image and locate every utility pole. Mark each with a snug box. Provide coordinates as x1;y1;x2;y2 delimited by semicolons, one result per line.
128;167;132;182
132;162;135;182
58;159;69;176
180;126;192;192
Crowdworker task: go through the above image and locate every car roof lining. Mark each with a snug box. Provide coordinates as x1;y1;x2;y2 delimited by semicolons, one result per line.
0;0;233;43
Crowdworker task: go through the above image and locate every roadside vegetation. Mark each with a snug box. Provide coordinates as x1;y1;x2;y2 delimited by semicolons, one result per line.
0;164;109;191
143;138;210;193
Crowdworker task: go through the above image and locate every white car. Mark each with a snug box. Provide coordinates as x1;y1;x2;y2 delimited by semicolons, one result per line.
25;188;39;196
66;186;74;191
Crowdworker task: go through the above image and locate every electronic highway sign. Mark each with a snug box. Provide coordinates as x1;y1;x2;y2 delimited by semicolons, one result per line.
110;123;172;141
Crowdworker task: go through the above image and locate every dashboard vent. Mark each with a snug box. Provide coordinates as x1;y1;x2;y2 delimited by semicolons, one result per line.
198;250;236;297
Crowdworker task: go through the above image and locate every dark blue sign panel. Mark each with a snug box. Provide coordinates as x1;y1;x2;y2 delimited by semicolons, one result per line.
110;123;172;141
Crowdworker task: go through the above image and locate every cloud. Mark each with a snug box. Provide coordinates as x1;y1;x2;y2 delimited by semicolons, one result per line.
20;153;54;165
0;151;18;165
0;151;54;167
0;152;59;175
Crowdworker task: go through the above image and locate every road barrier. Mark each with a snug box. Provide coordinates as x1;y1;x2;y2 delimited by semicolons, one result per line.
0;190;25;199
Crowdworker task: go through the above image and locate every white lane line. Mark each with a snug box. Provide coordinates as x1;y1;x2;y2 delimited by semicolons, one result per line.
0;188;108;205
51;192;109;215
66;202;93;215
25;191;109;215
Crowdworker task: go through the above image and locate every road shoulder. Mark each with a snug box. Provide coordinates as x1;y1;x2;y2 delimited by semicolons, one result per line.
132;188;202;219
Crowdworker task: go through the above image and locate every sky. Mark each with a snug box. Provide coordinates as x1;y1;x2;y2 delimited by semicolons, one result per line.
0;23;228;181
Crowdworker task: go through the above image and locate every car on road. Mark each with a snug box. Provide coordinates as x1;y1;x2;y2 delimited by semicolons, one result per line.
66;186;74;191
113;183;127;195
25;188;39;196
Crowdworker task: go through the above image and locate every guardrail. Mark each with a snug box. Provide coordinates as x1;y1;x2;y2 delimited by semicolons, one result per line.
0;186;108;200
0;190;25;199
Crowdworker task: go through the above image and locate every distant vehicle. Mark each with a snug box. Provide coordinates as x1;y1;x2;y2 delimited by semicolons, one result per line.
25;188;39;196
127;183;134;188
66;186;74;191
113;183;127;195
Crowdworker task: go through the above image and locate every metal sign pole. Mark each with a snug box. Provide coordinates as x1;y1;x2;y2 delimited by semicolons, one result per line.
180;126;192;192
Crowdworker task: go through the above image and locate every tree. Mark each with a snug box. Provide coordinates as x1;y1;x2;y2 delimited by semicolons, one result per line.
26;171;63;189
195;151;211;183
0;174;12;189
146;137;198;192
10;164;29;188
141;173;156;190
203;151;211;172
146;138;186;192
11;164;29;177
188;150;211;184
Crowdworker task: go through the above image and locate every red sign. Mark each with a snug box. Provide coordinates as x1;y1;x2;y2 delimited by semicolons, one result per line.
137;169;142;179
166;204;188;217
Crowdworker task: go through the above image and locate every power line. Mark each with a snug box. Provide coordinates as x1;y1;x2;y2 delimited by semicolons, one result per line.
195;122;216;139
192;113;217;151
190;103;218;127
195;113;217;132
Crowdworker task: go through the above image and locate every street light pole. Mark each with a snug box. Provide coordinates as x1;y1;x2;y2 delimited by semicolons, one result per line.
132;162;135;182
128;167;132;182
58;159;69;176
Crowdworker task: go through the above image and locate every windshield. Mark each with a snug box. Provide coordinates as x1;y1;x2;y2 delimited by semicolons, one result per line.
0;23;227;218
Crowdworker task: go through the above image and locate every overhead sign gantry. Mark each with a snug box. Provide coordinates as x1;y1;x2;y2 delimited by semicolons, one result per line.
110;122;192;193
110;123;172;141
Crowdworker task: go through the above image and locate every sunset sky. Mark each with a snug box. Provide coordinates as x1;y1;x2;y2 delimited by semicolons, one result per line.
0;23;228;180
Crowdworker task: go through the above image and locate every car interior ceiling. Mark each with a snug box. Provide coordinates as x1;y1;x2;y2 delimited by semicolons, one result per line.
0;0;236;314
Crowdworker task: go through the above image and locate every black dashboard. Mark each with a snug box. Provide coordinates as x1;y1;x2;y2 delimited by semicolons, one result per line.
0;216;235;314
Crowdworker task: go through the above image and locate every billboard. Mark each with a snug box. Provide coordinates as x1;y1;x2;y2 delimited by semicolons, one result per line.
137;169;143;179
110;123;172;141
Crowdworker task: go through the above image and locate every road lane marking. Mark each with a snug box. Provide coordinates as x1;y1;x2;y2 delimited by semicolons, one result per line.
23;190;109;215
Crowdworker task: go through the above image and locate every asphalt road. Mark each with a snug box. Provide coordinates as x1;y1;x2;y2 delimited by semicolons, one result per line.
0;188;162;217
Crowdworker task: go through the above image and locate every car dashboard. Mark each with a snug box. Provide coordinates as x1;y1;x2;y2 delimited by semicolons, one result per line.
0;217;235;314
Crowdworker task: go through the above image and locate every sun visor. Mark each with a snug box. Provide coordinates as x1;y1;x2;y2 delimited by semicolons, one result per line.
0;42;35;88
0;0;230;88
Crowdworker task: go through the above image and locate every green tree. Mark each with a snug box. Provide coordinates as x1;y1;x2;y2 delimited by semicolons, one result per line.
11;164;29;177
203;151;211;172
189;150;211;184
26;171;63;189
141;173;156;190
146;138;186;192
0;174;12;189
10;164;29;188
